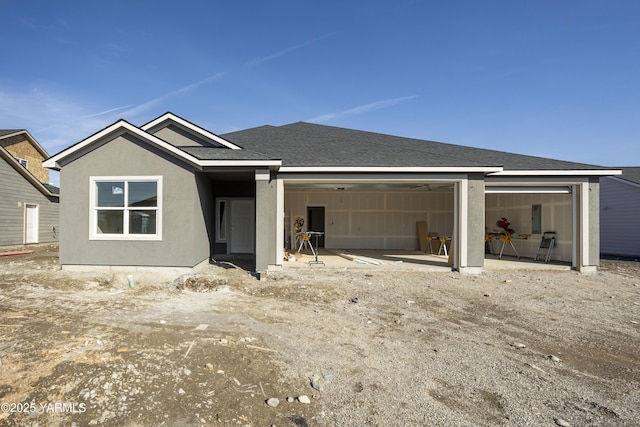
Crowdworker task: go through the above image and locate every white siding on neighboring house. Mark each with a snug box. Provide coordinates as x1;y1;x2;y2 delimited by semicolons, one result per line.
600;177;640;257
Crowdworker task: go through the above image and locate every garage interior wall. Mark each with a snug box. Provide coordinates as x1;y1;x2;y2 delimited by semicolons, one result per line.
485;193;572;261
284;189;454;250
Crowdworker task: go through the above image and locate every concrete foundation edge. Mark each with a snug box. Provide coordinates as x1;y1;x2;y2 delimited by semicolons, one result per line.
60;258;210;282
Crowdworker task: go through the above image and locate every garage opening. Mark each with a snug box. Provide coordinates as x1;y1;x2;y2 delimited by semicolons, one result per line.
284;182;455;252
485;186;573;264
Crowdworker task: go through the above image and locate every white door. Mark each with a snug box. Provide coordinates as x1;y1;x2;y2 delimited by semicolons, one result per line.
229;199;254;253
25;204;39;244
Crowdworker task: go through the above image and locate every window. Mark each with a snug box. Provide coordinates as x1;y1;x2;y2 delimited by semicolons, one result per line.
90;176;162;240
531;204;542;235
14;157;28;168
216;199;227;242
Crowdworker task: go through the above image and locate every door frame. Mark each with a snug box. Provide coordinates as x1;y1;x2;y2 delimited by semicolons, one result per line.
24;203;39;244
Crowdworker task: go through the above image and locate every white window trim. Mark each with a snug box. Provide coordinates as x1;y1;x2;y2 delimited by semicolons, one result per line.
89;176;163;241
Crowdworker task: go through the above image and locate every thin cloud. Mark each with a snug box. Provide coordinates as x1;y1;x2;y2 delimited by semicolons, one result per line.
120;72;225;118
0;71;225;154
81;104;134;119
308;95;418;123
246;32;340;67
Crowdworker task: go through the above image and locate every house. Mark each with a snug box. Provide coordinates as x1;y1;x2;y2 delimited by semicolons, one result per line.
0;130;59;246
43;112;619;277
600;167;640;259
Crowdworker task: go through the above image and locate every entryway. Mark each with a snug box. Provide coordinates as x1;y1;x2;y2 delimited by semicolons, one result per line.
307;206;325;247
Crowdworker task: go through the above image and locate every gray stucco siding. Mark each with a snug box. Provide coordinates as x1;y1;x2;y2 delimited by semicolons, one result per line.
465;174;485;269
255;171;277;271
588;179;600;266
152;125;214;147
59;133;210;268
0;157;59;246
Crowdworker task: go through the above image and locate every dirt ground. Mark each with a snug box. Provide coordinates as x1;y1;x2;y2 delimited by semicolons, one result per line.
0;244;639;426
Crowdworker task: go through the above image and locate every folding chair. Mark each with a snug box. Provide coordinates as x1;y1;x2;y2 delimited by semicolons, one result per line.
534;231;556;262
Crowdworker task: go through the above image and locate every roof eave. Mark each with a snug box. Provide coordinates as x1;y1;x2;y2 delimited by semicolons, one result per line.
43;120;205;171
605;175;640;189
489;169;623;177
0;146;58;198
0;129;50;158
200;160;282;168
278;166;503;173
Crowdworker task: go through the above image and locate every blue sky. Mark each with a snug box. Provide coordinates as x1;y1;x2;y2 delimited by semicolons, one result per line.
1;0;639;186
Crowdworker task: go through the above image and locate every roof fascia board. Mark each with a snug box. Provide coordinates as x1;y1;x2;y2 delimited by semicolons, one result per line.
0;146;58;198
43;120;204;170
279;166;502;173
200;160;282;167
489;169;622;177
0;130;49;158
141;113;242;150
487;176;589;185
279;172;470;183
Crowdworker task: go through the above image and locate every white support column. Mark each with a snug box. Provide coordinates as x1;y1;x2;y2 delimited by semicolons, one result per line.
572;181;597;273
581;182;590;268
456;179;467;270
572;184;578;270
456;177;483;274
275;178;284;270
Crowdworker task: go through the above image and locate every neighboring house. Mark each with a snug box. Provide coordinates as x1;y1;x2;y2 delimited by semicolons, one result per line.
43;112;619;276
600;167;640;259
0;130;59;246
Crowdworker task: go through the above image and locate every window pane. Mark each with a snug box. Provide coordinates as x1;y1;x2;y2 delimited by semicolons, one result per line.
129;182;157;207
97;210;124;234
218;200;226;241
129;210;157;234
532;204;542;234
96;181;124;207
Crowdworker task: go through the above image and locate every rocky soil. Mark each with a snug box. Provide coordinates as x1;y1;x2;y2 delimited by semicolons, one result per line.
0;244;639;426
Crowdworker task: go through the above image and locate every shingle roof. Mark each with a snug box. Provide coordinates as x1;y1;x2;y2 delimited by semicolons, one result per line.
220;122;608;171
615;167;640;185
43;183;60;195
0;129;24;137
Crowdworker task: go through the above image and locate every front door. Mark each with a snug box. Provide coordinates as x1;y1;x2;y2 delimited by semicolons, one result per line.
25;204;39;244
230;199;255;253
